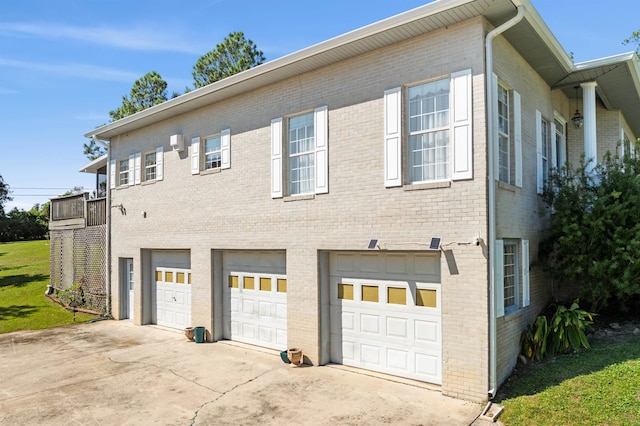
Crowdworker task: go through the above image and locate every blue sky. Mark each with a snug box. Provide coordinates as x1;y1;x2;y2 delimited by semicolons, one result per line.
1;0;638;211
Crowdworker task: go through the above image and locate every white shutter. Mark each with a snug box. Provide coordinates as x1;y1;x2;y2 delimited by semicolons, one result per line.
550;121;557;170
451;69;473;180
495;239;505;318
514;91;522;187
384;87;402;187
522;239;530;307
314;106;329;194
536;110;543;194
221;129;231;170
191;137;200;175
134;153;141;185
271;117;283;198
128;154;135;187
492;74;500;179
156;147;164;181
110;159;116;189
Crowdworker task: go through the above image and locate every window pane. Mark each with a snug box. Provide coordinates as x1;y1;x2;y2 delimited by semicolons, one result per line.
176;272;185;284
244;276;254;290
155;270;163;282
504;243;517;309
277;278;287;293
165;271;173;282
362;285;379;303
387;287;406;305
416;289;437;308
228;275;238;288
337;283;353;300
204;135;222;170
260;277;272;291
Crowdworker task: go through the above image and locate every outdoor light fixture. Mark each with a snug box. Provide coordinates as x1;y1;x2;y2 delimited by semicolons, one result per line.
571;86;584;129
367;239;380;250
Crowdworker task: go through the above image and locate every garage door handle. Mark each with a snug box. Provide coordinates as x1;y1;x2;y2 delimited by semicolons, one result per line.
172;297;176;301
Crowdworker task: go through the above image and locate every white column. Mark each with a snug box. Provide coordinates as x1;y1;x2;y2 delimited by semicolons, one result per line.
582;82;598;172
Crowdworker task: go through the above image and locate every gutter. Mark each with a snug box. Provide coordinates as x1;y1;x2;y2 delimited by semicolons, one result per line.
485;3;525;399
93;136;112;317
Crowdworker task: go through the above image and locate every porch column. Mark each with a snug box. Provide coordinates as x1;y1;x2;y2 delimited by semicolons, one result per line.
582;81;598;172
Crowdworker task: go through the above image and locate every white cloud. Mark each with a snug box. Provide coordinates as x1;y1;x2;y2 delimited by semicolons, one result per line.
0;57;141;82
0;22;205;55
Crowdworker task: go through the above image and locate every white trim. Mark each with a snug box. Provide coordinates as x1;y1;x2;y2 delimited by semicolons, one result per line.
495;239;505;318
134;152;141;185
191;137;200;175
128;154;135;187
536;110;543;194
514;91;522;187
156;147;164;181
109;159;116;189
271;118;283;198
221;129;231;170
314;106;329;194
451;69;473;180
522;240;530;307
384;87;402;187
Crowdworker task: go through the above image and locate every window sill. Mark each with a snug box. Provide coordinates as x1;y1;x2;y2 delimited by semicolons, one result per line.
115;185;129;190
201;168;222;176
141;180;156;186
284;193;315;202
403;181;451;191
504;305;521;317
497;181;518;193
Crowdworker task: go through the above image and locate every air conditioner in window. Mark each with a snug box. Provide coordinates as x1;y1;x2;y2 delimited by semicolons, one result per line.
170;134;184;152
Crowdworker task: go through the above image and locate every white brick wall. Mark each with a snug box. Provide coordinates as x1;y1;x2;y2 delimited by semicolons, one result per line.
107;17;495;402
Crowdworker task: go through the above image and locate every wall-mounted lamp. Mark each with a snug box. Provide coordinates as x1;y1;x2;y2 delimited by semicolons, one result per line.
429;237;441;250
571;86;584;129
112;203;126;215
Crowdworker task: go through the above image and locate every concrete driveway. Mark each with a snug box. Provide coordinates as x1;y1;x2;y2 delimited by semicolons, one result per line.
0;321;483;425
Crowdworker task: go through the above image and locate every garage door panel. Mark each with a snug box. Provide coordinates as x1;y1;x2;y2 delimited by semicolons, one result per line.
386;317;408;338
223;252;287;350
154;266;192;330
360;314;380;334
330;252;442;385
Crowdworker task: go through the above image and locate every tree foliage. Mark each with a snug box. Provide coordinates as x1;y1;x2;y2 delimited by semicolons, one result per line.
540;151;640;312
0;174;12;217
109;71;168;121
83;139;106;161
192;31;265;89
0;204;49;242
623;29;640;59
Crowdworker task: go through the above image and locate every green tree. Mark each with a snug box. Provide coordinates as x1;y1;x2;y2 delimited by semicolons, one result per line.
623;30;640;59
110;71;168;121
540;150;640;312
83;139;106;161
0;174;12;217
192;31;265;89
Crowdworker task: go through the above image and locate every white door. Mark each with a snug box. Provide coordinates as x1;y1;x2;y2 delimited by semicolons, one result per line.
329;252;442;384
127;259;134;320
155;267;192;329
223;252;287;350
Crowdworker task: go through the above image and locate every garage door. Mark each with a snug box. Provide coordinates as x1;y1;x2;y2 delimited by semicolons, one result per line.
330;252;442;384
223;252;287;350
153;251;191;330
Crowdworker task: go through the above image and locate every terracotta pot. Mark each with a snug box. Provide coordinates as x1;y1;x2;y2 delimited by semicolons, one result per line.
184;327;195;341
287;348;303;366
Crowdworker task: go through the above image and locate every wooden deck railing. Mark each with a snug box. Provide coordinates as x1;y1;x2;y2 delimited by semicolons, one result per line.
50;194;106;226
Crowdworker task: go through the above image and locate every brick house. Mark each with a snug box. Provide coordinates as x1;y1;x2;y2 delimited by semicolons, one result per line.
74;0;640;402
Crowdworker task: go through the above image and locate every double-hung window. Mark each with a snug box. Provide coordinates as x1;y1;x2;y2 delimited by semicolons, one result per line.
204;135;222;170
554;117;567;168
144;151;157;181
383;69;473;188
541;117;549;184
408;78;450;182
190;130;231;175
497;84;510;183
118;159;130;186
496;239;530;317
271;106;328;198
288;112;315;195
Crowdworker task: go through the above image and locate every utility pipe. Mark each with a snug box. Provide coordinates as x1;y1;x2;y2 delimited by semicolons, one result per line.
92;136;111;317
485;3;525;399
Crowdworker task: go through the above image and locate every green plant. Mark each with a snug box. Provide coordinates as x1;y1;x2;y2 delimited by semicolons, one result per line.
548;300;594;354
520;315;549;361
520;300;595;361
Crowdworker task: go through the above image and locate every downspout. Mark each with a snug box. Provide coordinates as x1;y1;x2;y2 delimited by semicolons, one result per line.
93;136;111;318
486;3;525;399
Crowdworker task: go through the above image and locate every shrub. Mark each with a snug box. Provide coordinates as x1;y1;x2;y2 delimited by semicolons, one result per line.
521;300;595;360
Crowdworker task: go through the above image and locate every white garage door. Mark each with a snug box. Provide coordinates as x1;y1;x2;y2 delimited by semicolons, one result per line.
153;251;191;330
223;252;287;350
330;252;442;384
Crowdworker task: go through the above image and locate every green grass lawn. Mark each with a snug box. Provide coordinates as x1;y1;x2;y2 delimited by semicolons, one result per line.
497;334;640;426
0;240;96;333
